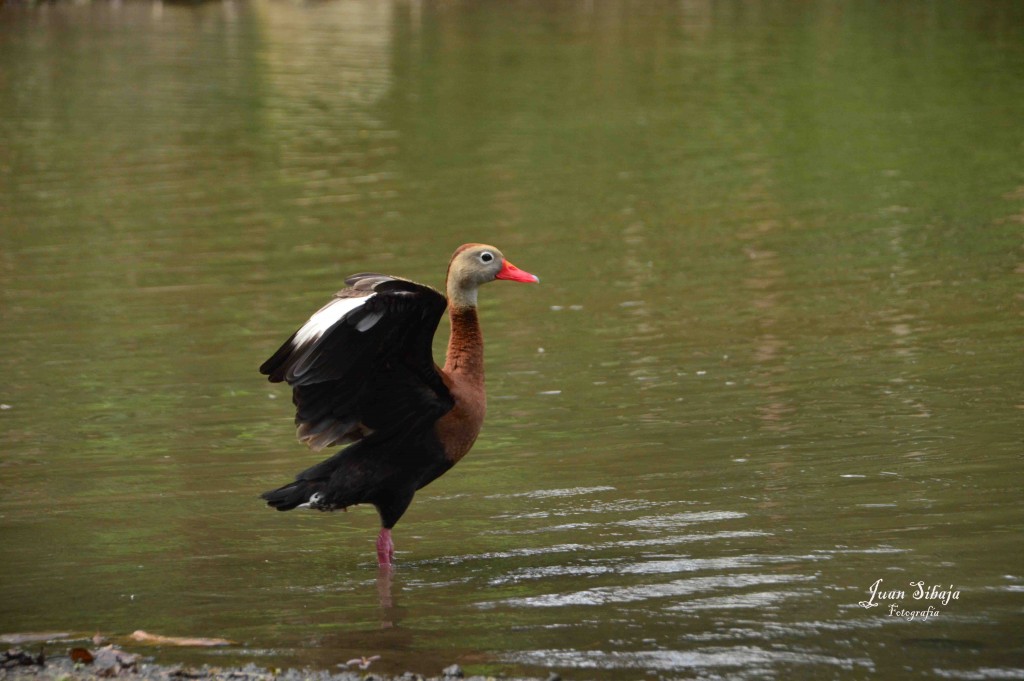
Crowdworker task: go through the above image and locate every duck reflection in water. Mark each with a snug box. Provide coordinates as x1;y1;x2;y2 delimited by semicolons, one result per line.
377;565;399;626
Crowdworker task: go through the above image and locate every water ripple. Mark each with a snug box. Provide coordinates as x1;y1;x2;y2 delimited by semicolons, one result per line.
505;646;873;674
490;553;824;585
485;573;816;608
486;485;617;500
431;530;770;567
933;669;1024;680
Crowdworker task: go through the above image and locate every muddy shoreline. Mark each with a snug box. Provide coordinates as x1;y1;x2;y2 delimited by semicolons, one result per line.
1;649;560;681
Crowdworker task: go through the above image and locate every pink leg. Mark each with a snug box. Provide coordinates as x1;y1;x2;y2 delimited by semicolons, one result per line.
376;528;395;567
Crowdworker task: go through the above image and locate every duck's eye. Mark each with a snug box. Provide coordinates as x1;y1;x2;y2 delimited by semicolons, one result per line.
480;251;494;263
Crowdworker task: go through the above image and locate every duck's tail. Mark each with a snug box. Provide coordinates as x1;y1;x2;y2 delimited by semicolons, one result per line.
261;447;352;511
261;479;328;511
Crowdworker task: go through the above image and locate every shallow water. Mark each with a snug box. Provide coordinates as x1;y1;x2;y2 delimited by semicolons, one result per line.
1;1;1023;679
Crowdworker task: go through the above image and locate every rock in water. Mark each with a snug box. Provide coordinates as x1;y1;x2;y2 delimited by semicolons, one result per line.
442;664;464;679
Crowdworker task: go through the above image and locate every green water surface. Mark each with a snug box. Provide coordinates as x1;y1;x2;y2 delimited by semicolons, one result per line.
1;2;1022;679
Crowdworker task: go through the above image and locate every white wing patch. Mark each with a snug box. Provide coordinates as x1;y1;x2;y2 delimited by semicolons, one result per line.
355;310;384;332
293;294;376;346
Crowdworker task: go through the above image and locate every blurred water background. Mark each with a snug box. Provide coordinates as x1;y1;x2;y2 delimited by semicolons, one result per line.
1;1;1022;679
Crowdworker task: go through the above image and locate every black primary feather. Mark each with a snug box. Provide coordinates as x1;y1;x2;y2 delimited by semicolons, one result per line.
259;274;452;451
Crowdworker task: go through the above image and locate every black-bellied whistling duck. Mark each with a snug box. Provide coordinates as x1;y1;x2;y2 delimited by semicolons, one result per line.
259;244;539;567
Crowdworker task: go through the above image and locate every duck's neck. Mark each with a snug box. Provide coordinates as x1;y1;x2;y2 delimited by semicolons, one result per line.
444;303;484;383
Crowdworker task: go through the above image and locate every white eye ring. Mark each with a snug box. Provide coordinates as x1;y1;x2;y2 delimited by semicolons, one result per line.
480;251;495;263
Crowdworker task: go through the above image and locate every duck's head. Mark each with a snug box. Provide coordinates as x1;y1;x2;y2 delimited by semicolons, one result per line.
446;243;539;307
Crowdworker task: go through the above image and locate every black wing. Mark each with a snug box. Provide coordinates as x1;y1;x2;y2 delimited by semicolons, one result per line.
260;274;453;451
